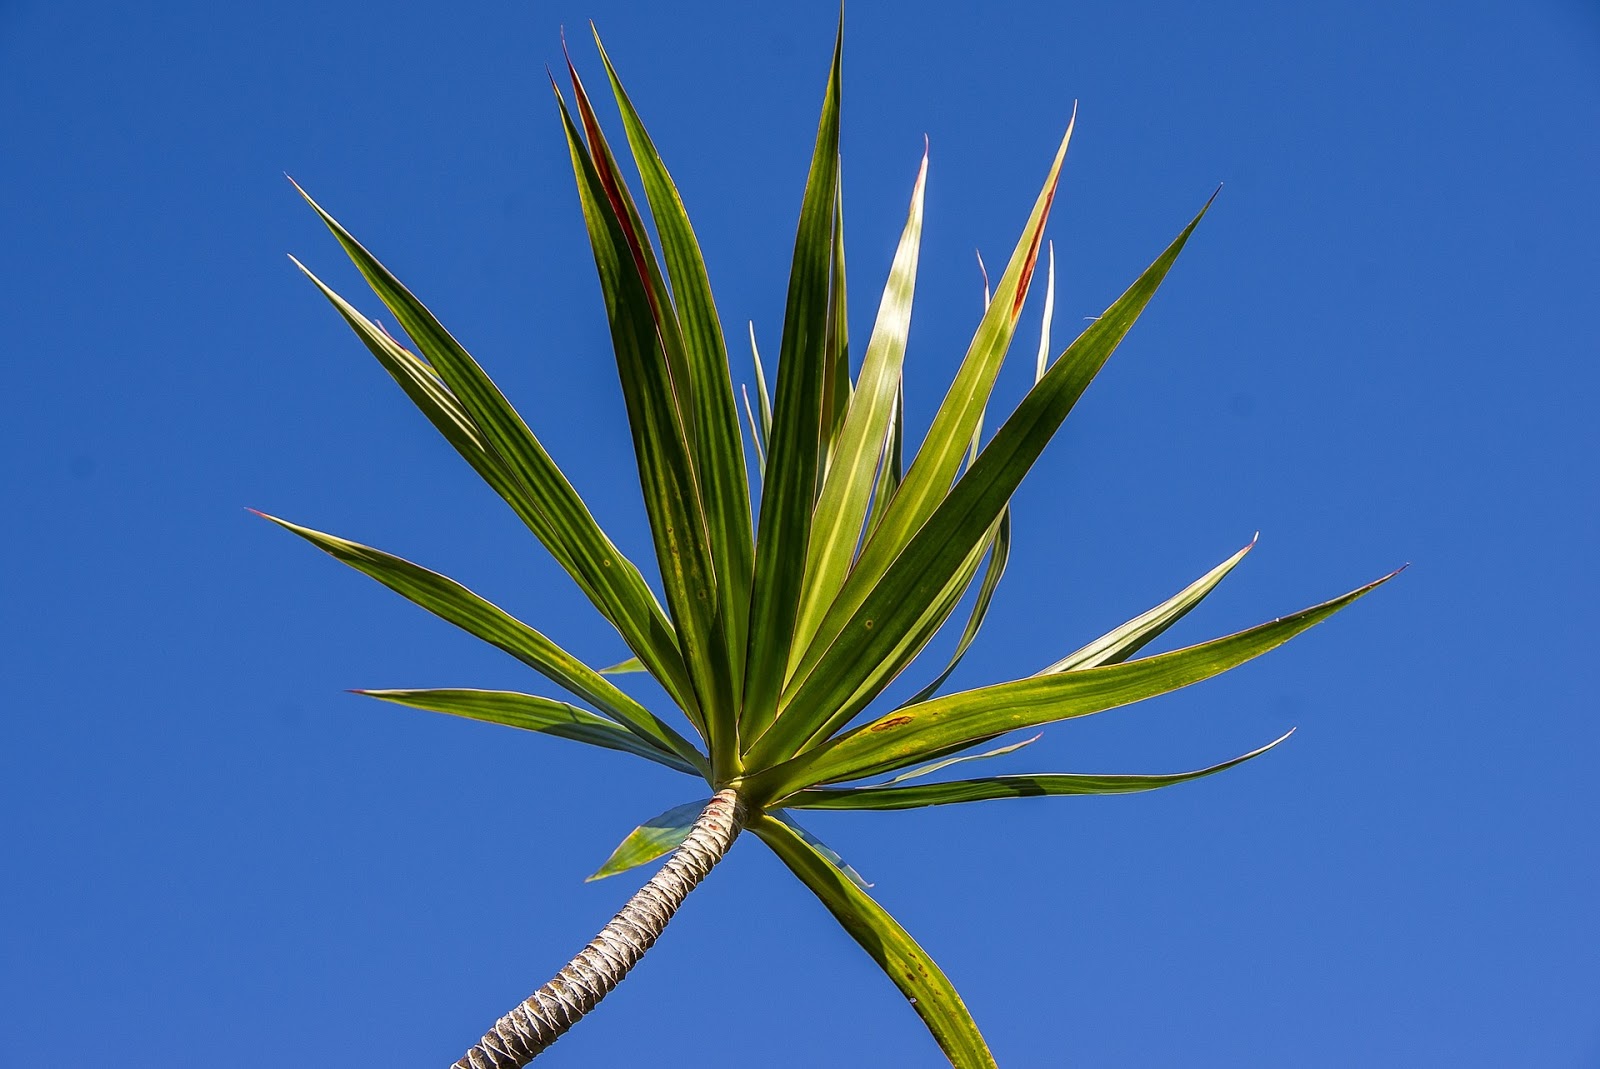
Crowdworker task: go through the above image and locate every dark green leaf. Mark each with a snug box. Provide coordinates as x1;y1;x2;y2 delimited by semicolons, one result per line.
290;181;699;729
555;85;738;769
593;33;758;698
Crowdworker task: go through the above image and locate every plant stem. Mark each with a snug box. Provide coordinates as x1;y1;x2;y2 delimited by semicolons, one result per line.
452;789;746;1067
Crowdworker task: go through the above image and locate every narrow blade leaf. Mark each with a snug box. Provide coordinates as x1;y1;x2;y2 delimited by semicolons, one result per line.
787;730;1292;810
593;35;759;695
356;689;703;776
879;732;1040;786
1041;535;1255;674
788;152;928;670
555;85;737;767
254;511;704;770
785;117;1075;709
741;25;844;742
290;181;699;726
753;814;997;1069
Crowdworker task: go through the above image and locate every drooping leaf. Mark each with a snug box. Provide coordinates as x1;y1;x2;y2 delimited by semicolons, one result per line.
769;811;872;891
753;814;997;1069
290;182;699;728
741;23;844;744
786;730;1291;810
356;688;704;777
744;569;1396;803
594;30;757;697
1041;536;1256;674
760;195;1216;763
787;152;928;673
600;656;647;675
588;799;709;881
254;511;705;771
555;84;738;768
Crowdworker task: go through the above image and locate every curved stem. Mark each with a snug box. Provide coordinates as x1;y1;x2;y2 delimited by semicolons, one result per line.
453;789;746;1068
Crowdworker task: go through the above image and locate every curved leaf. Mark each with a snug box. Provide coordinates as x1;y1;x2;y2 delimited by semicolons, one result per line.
1040;535;1255;675
356;689;703;777
786;730;1291;810
254;511;704;771
752;814;997;1069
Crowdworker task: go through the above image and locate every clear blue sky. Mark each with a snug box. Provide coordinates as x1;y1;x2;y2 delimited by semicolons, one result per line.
3;1;1597;1065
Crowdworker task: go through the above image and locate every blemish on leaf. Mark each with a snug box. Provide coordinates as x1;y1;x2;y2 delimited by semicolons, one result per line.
870;715;914;732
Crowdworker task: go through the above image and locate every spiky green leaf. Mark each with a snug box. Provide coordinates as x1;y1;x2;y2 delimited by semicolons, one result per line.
356;688;703;776
788;153;928;671
290;181;699;728
254;511;704;771
594;31;757;696
555;84;738;768
782;117;1075;713
1042;536;1256;674
758;195;1215;763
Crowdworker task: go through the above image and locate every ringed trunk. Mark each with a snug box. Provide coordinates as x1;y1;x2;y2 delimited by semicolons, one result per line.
453;789;745;1068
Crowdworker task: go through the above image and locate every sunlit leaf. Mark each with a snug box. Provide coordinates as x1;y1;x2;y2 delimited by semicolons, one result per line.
1040;536;1256;674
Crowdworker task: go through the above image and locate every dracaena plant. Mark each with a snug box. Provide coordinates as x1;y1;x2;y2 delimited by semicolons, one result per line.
264;20;1394;1069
